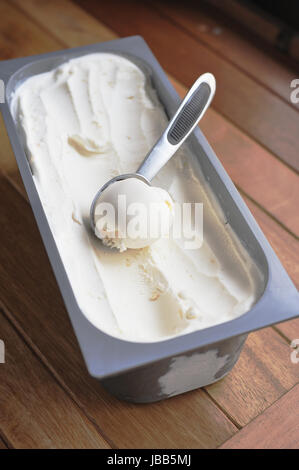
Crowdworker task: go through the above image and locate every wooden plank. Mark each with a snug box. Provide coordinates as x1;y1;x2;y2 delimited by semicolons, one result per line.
206;327;299;427
0;0;61;59
0;308;110;449
206;0;279;45
0;114;17;174
0;174;237;448
206;0;299;62
220;384;299;448
11;0;299;237
275;319;299;343
0;0;112;174
154;0;298;105
12;0;116;47
0;0;65;174
74;0;299;172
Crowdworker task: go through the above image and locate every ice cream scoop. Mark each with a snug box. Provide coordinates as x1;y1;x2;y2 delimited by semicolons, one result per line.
90;73;216;250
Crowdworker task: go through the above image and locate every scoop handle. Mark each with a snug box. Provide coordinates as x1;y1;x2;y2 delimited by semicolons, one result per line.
137;73;215;181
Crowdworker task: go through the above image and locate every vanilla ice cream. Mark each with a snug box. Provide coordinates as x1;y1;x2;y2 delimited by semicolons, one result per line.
11;53;261;342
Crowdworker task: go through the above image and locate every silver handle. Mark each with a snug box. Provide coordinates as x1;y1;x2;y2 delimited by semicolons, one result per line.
137;73;216;181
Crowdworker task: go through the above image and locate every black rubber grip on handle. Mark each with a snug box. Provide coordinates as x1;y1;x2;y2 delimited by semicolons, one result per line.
167;82;211;145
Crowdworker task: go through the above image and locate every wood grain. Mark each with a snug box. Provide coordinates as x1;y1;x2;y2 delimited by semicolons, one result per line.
12;0;116;46
0;0;60;59
275;319;299;344
12;0;299;237
0;174;237;448
206;328;299;427
206;0;280;46
0;114;17;174
75;0;299;172
0;308;110;449
154;0;298;105
220;384;299;448
0;0;64;173
206;0;299;62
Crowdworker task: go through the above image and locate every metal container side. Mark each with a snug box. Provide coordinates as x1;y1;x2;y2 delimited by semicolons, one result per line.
102;334;248;402
0;36;298;402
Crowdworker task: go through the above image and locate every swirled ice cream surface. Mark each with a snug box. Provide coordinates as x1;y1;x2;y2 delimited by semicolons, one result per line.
11;53;261;342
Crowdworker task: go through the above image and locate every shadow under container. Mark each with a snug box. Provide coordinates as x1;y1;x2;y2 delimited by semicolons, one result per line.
0;36;298;403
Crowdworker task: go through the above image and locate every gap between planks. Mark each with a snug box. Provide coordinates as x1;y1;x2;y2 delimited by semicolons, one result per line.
0;431;13;449
219;382;299;449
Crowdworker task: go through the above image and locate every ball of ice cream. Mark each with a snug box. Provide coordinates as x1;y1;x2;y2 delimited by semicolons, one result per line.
94;177;174;251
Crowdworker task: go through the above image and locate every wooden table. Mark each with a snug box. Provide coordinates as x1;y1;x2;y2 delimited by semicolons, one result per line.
0;0;298;449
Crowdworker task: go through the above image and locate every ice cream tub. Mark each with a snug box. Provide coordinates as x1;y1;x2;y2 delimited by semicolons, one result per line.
0;36;298;402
